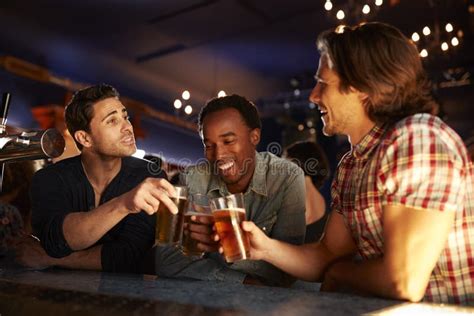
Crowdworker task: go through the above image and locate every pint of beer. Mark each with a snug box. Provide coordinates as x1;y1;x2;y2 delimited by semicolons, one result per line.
155;186;188;246
210;193;250;262
182;194;212;257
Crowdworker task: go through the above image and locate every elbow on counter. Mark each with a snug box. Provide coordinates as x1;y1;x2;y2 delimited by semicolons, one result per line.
386;274;427;302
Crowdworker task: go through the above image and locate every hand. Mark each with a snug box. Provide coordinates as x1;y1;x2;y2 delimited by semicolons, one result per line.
120;177;178;215
186;215;219;252
215;221;272;261
12;235;52;270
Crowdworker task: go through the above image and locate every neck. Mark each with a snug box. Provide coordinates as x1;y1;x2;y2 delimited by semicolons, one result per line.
226;158;256;194
80;152;122;191
347;118;376;146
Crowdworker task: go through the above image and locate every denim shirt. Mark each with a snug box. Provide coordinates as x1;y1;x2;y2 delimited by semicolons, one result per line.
154;152;306;286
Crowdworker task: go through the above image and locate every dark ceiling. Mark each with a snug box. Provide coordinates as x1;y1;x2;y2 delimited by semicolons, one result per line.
0;0;472;114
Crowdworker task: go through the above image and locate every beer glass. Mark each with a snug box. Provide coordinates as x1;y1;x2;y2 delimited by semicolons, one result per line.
155;186;188;246
210;193;250;262
181;194;212;257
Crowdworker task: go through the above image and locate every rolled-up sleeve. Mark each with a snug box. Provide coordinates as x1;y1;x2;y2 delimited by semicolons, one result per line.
31;169;73;258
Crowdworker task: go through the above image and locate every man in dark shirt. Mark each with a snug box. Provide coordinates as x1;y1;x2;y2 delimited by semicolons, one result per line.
15;84;177;273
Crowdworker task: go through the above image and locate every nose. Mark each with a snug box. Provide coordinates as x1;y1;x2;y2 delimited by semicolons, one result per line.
214;144;229;161
309;83;321;105
121;117;133;133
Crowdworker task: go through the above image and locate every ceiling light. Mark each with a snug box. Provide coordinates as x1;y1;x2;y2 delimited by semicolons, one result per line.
217;90;226;98
297;124;304;131
336;10;345;20
184;105;192;115
324;1;333;11
445;23;453;33
420;49;428;58
411;32;420;42
375;0;383;6
182;90;190;100
423;26;431;36
362;4;370;14
173;99;182;109
441;42;449;51
451;37;459;46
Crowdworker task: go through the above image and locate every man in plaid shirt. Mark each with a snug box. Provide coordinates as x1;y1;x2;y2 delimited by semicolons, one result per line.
239;22;473;304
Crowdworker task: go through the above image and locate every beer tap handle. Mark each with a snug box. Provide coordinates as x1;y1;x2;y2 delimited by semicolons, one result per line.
0;93;11;134
1;92;11;123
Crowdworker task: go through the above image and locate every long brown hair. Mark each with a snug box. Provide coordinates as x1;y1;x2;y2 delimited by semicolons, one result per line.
317;22;437;124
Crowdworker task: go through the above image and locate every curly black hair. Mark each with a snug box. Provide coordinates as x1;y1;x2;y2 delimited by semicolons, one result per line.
198;94;261;133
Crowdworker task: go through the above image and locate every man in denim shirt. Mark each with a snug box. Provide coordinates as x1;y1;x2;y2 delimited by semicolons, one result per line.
154;94;305;286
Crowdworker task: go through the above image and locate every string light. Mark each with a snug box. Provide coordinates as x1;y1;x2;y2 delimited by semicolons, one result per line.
411;32;420;42
441;42;449;51
375;0;383;6
217;90;226;97
451;37;459;46
420;49;428;58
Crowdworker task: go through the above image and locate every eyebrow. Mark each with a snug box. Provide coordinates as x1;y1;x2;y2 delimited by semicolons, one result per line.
219;132;236;138
101;107;127;122
203;131;236;143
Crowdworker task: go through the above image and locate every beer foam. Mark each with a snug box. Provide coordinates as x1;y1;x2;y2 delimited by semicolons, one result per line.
213;207;246;214
185;211;213;217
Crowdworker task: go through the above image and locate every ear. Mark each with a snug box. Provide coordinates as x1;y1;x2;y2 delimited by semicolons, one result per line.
250;128;261;146
74;130;93;148
349;86;369;102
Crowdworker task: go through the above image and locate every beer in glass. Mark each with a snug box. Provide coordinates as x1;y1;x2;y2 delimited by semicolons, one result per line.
181;194;212;257
155;186;188;246
210;193;250;262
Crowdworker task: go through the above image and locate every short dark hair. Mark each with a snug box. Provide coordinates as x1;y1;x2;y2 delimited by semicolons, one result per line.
284;141;330;189
198;94;261;133
317;22;437;124
65;84;120;150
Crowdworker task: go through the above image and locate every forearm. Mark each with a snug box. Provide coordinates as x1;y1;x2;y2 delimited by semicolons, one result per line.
263;239;336;282
49;245;102;271
63;197;129;250
325;258;426;302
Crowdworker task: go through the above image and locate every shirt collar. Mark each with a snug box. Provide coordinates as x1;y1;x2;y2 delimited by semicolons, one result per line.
352;124;387;159
208;151;268;197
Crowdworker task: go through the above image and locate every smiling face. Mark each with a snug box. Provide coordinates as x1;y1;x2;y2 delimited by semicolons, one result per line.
80;97;136;158
309;54;370;142
201;108;260;194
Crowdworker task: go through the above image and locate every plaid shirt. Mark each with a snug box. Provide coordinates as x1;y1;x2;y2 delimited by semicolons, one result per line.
332;113;474;304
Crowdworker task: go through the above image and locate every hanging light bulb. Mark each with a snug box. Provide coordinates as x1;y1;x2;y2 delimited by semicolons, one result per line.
362;4;371;14
375;0;383;6
173;99;182;109
411;32;420;42
441;42;449;51
217;90;226;98
184;105;193;115
445;23;453;33
182;90;190;100
420;49;428;58
336;10;345;20
324;0;333;11
451;37;459;46
423;26;431;36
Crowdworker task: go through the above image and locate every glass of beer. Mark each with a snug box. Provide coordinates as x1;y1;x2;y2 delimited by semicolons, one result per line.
155;186;188;246
181;194;213;257
210;193;250;262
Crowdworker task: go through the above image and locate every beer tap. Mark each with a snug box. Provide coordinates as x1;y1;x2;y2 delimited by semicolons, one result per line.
0;92;66;191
